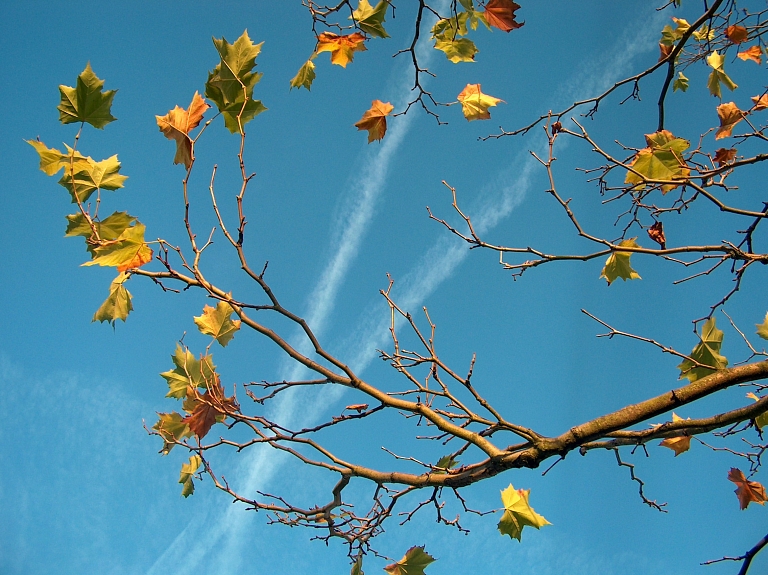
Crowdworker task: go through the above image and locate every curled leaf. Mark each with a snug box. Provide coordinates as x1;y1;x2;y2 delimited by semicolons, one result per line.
484;0;523;32
290;60;316;91
497;484;551;541
707;51;738;98
737;45;762;64
354;100;393;142
352;0;389;38
715;102;744;140
647;221;666;249
659;413;691;456
156;92;210;169
92;272;133;325
728;468;767;509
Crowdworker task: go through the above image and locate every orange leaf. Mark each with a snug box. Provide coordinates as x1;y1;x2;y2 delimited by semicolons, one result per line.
354;100;394;143
647;221;666;249
728;467;767;509
117;244;153;272
155;92;210;169
659;413;690;455
738;45;762;64
715;102;744;140
725;25;748;44
316;32;367;68
484;0;523;32
658;42;674;63
183;381;238;439
751;94;768;111
713;148;737;166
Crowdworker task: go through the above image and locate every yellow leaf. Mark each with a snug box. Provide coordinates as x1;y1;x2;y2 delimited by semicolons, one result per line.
156;92;210;169
659;413;691;456
600;238;642;285
457;84;503;121
193;300;241;347
316;32;367;68
497;484;551;541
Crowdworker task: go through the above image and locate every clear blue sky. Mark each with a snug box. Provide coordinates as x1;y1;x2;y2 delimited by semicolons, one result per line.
2;1;767;574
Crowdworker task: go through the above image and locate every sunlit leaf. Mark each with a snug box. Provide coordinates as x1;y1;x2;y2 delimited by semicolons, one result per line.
316;32;367;68
160;345;217;399
352;0;389;38
384;546;436;575
625;130;690;192
179;455;201;498
497;484;550;541
194;300;241;347
725;25;748;44
756;312;768;340
156;92;210;169
153;412;193;455
728;468;767;509
82;222;152;272
65;211;137;254
56;151;127;204
737;46;762;64
92;272;133;325
290;59;316;91
354;99;393;142
457;84;503;121
746;393;768;430
58;63;117;128
715;102;744;140
677;317;728;382
434;37;478;63
752;94;768;111
673;72;689;92
707;51;738;98
27;140;86;176
484;0;523;32
659;413;691;456
600;238;642;285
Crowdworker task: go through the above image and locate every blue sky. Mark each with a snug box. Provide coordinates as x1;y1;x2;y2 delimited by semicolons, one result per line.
2;1;768;574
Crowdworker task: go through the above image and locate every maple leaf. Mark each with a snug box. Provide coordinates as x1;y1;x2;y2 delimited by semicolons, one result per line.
713;148;737;167
152;412;193;455
600;238;642;285
290;60;316;91
677;317;728;382
728;468;767;509
57;152;128;203
756;312;768;340
459;0;491;30
752;94;768;111
354;100;394;143
707;51;738;98
715;102;744;140
82;222;152;272
66;211;137;254
433;455;459;473
659;413;691;456
497;484;551;541
183;383;238;439
194;300;241;347
316;32;367;68
725;25;748;44
160;345;217;399
156;92;210;170
384;546;436;575
625;130;690;192
179;454;201;498
434;37;478;63
58;63;117;128
27;140;86;176
457;84;503;121
484;0;523;32
92;272;133;325
352;0;390;38
746;393;768;430
205;31;267;134
647;221;666;249
737;45;762;64
673;72;689;92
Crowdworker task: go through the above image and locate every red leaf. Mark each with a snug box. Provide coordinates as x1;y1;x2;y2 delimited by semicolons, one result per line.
484;0;524;32
183;381;238;439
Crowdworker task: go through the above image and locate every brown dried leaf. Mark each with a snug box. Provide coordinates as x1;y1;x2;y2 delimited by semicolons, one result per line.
183;380;238;439
752;94;768;111
737;45;762;64
715;102;744;140
484;0;523;32
647;221;666;249
155;92;210;169
725;25;748;44
354;100;394;142
345;403;369;413
728;467;767;509
659;413;690;456
713;148;737;166
658;42;674;62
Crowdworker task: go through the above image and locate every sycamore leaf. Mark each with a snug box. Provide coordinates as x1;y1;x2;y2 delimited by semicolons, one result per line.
725;25;748;44
434;37;478;63
484;0;523;32
153;412;193;455
182;383;238;439
27;140;87;176
457;84;503;121
756;312;768;340
659;413;691;456
205;31;266;134
434;455;459;473
316;32;367;68
57;153;127;203
352;0;389;38
497;484;551;541
677;317;728;382
160;345;217;399
290;60;316;91
693;25;715;42
179;455;201;498
66;211;137;255
194;300;241;347
156;92;210;169
728;468;767;509
432;14;470;40
715;102;744;140
600;238;642;285
625;130;690;192
647;221;666;249
58;63;117;128
354;100;393;143
459;0;491;30
92;272;133;325
707;51;738;98
82;223;152;272
713;148;737;166
350;556;364;575
384;546;436;575
752;94;768;111
738;45;762;64
746;393;768;430
673;72;689;92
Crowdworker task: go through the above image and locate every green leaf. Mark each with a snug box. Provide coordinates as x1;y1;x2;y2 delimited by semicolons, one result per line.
693;25;714;42
205;30;266;134
434;455;459;473
673;72;689;92
707;51;738;98
756;312;768;341
290;60;316;91
65;211;137;254
432;14;470;40
677;317;728;382
179;454;202;498
434;38;478;63
352;0;390;38
193;300;241;347
160;345;217;399
600;238;642;285
57;153;127;203
92;272;133;325
82;222;152;271
497;484;551;542
350;556;364;575
57;63;117;128
27;140;86;176
746;393;768;430
625;131;690;192
660;24;682;46
153;412;193;455
384;546;436;575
